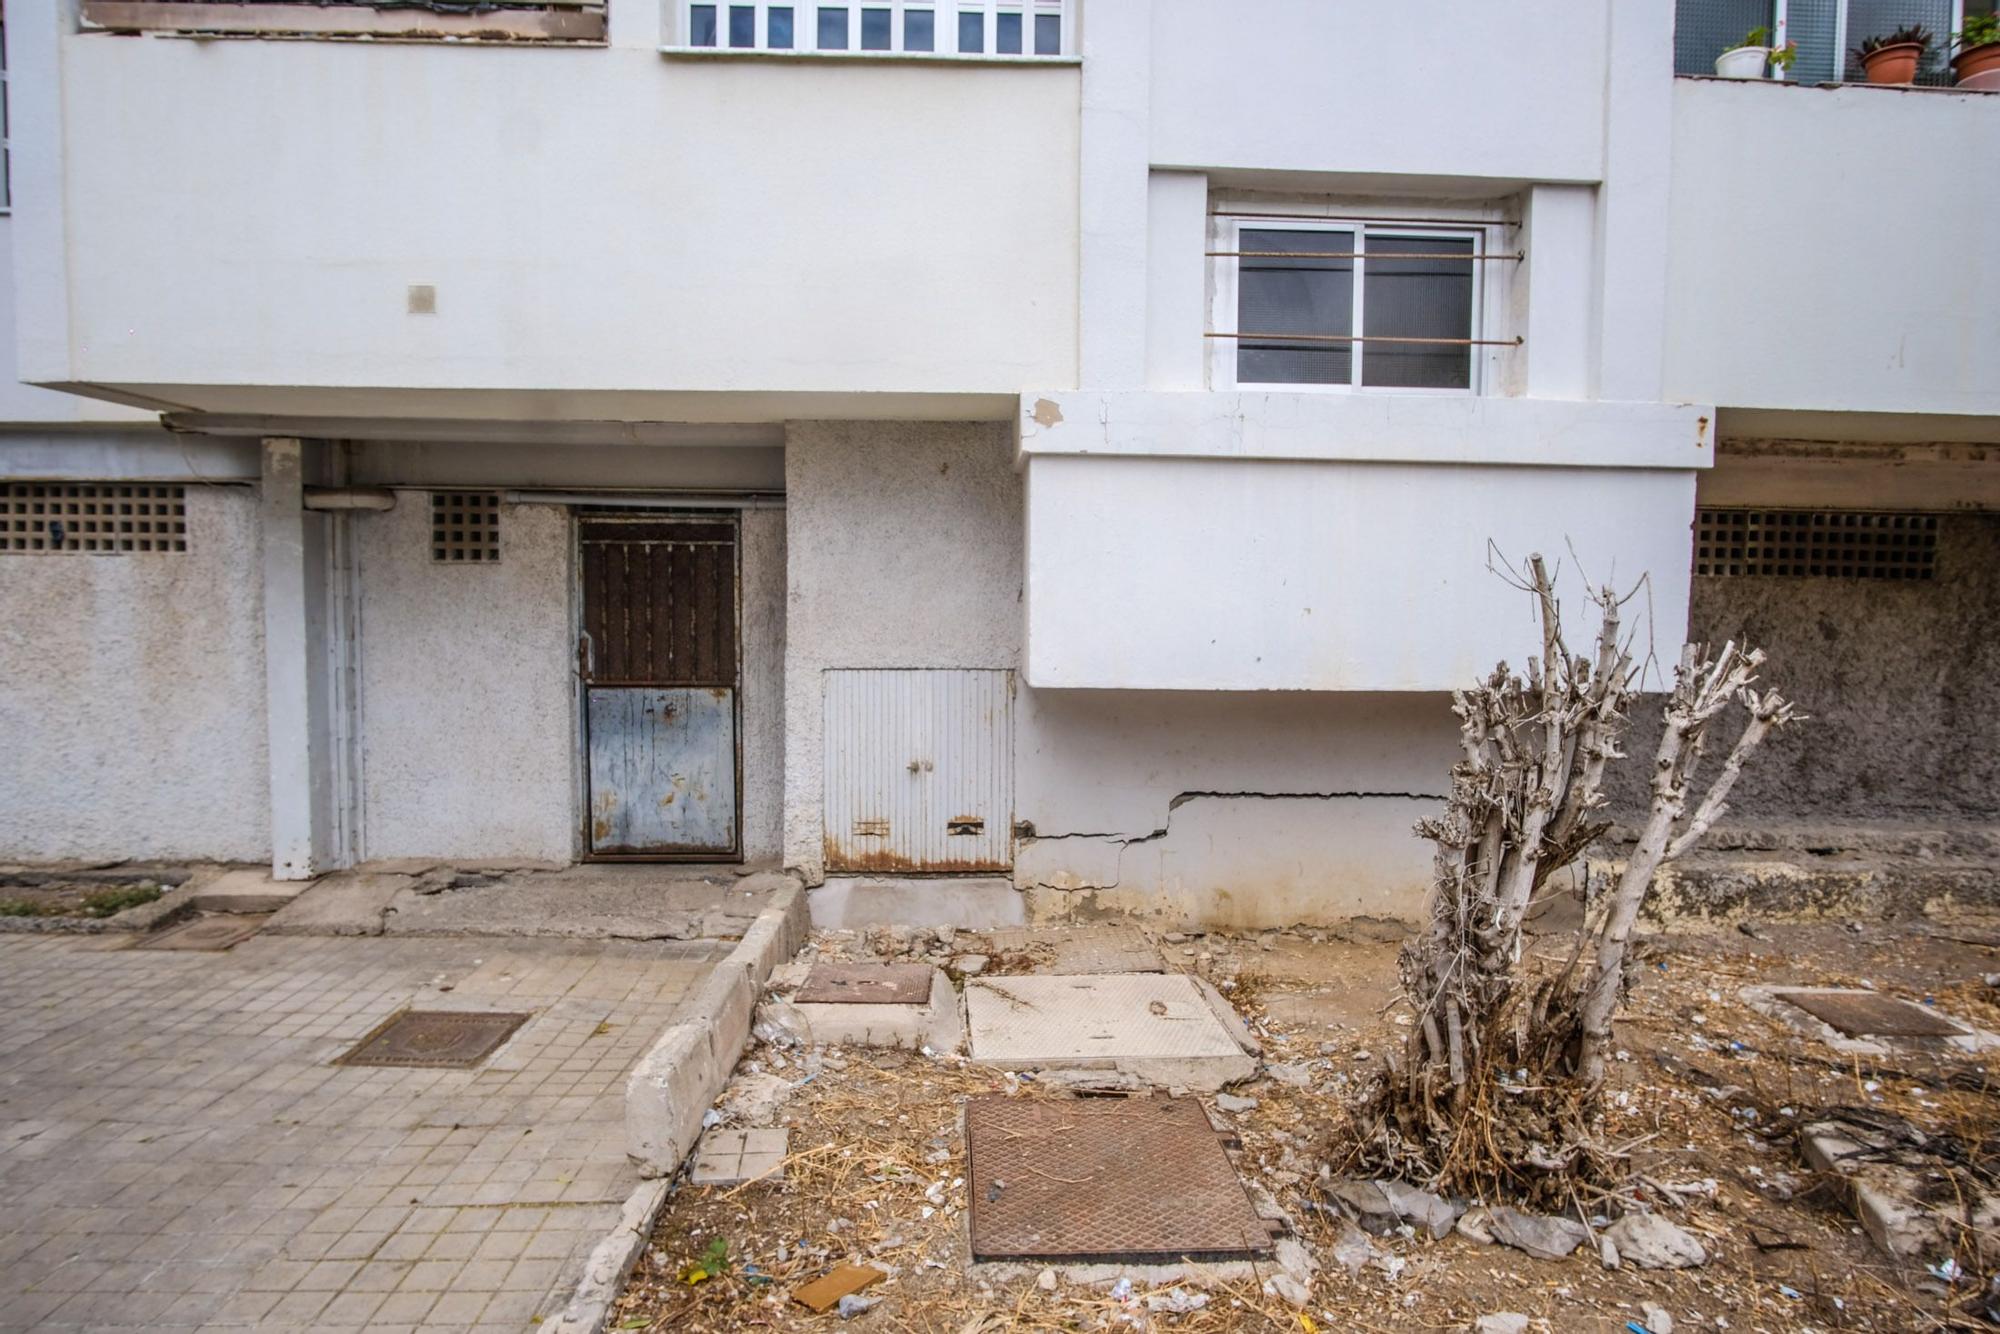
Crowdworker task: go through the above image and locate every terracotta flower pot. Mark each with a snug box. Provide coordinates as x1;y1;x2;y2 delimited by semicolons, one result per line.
1954;41;2000;87
1860;42;1924;83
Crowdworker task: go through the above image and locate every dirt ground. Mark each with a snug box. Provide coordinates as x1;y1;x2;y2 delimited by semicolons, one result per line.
612;916;2000;1332
0;878;163;918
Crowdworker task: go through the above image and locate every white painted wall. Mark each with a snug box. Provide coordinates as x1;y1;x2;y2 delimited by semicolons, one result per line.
0;218;153;425
1146;1;1609;183
0;484;270;863
1667;79;2000;417
354;499;576;863
20;37;1078;410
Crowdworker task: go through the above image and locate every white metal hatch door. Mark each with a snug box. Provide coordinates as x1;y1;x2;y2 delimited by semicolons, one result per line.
823;668;1014;872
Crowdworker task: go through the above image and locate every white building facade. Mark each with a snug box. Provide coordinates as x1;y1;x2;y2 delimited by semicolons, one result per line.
4;0;1996;925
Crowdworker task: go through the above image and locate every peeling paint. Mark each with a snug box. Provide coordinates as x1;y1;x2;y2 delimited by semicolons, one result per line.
1031;397;1064;428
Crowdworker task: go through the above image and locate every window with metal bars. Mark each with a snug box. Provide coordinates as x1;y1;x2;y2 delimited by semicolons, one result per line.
1675;0;1996;84
430;493;501;564
0;484;189;554
682;0;1067;54
1694;508;1940;579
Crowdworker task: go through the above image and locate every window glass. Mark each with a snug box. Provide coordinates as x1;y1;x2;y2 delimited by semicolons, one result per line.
861;7;891;48
1237;229;1354;386
1361;237;1475;390
958;9;983;51
996;10;1023;52
728;4;756;46
1034;11;1060;53
906;8;935;50
768;5;794;46
818;5;848;48
689;3;718;44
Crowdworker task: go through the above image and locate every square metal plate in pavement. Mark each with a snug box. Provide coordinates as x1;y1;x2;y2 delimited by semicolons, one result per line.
966;1096;1271;1262
794;962;935;1005
134;913;270;952
336;1010;532;1069
1774;989;1967;1038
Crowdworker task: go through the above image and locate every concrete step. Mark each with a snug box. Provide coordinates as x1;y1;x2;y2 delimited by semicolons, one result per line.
808;876;1026;931
187;869;313;915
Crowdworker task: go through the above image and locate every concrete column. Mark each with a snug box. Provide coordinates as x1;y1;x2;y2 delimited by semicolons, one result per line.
1144;171;1209;390
1592;0;1675;402
260;437;335;879
1522;184;1597;401
1077;0;1153;389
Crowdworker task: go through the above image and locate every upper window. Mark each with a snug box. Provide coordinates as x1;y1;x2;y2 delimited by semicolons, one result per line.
1210;218;1502;394
685;0;1067;55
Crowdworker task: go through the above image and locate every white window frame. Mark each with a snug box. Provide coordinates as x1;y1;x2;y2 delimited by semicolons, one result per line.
679;0;1071;57
1208;215;1505;397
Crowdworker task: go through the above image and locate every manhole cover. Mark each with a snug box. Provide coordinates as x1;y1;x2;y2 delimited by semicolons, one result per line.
965;1096;1271;1262
794;962;933;1005
1775;990;1965;1038
337;1010;531;1069
135;913;269;952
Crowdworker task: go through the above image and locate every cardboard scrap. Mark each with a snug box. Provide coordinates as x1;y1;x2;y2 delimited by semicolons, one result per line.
792;1262;887;1313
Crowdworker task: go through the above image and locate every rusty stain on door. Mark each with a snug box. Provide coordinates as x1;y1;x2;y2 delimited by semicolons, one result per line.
823;668;1013;872
580;516;740;859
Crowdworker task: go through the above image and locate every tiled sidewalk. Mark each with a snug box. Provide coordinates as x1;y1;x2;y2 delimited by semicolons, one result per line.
0;932;723;1332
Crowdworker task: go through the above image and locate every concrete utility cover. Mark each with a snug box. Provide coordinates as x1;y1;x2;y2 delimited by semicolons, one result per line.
794;961;934;1005
966;974;1255;1089
690;1127;789;1186
134;913;269;952
336;1009;530;1069
965;1096;1271;1262
1775;989;1966;1038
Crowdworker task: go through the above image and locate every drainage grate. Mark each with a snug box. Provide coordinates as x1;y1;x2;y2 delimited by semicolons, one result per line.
965;1096;1272;1262
135;913;267;952
1;484;188;554
337;1010;531;1069
430;492;501;563
1695;509;1939;580
794;962;934;1005
1775;990;1966;1038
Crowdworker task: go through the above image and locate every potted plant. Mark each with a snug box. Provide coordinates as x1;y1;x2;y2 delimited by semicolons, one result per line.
1855;24;1931;84
1715;27;1774;78
1953;14;2000;89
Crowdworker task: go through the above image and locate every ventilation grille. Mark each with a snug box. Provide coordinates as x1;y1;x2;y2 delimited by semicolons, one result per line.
1;484;189;554
1695;508;1939;580
430;492;501;563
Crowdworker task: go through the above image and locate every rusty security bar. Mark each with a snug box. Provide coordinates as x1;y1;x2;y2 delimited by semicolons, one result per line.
1205;331;1524;347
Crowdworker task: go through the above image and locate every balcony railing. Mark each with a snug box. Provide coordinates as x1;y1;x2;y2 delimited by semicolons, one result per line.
78;0;606;42
1675;0;1996;86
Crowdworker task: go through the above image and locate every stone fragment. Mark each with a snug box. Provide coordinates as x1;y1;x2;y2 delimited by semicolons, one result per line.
1603;1213;1708;1269
1325;1178;1462;1239
1215;1092;1258;1114
1262;1274;1310;1308
1274;1237;1318;1284
1036;1268;1056;1291
1599;1236;1621;1270
1641;1302;1675;1333
1265;1062;1314;1088
953;954;989;976
1473;1316;1530;1334
1487;1206;1589;1261
1331;1220;1382;1276
1455;1207;1495;1245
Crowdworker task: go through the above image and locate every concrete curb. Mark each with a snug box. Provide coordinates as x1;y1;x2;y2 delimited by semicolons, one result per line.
546;876;808;1334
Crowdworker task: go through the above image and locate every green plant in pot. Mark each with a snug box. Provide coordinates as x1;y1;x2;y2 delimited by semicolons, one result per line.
1715;26;1777;78
1953;14;2000;88
1855;24;1932;84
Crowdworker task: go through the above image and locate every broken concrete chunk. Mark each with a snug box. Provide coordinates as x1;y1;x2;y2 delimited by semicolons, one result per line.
1261;1274;1310;1308
1641;1302;1675;1334
1378;1179;1464;1239
1331;1220;1381;1276
1455;1206;1496;1245
1473;1316;1531;1334
1488;1206;1589;1261
1264;1062;1315;1088
1035;1268;1056;1291
1603;1213;1708;1269
1214;1092;1258;1114
952;953;990;977
1274;1236;1318;1284
1599;1236;1621;1270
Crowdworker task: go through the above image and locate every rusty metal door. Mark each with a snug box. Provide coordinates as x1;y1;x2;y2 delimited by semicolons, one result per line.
579;515;739;859
823;668;1013;872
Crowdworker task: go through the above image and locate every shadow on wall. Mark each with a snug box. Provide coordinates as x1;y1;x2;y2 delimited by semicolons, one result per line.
1605;514;2000;826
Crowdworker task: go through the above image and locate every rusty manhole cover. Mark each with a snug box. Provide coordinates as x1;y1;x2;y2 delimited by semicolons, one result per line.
966;1096;1271;1262
795;962;933;1005
1775;990;1965;1038
135;913;269;952
337;1010;531;1069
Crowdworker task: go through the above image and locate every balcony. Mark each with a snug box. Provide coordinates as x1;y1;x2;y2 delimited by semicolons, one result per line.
1674;0;2000;89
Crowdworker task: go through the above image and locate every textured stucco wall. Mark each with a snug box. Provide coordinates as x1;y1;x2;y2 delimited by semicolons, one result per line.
1607;513;2000;825
355;498;575;862
0;485;270;862
784;422;1024;878
783;420;1455;923
740;508;786;863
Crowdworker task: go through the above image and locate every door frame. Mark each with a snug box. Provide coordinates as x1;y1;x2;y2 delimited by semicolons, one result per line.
573;507;744;863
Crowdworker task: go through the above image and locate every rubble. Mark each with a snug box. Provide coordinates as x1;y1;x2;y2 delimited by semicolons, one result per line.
1487;1206;1589;1261
1473;1316;1531;1334
1603;1213;1708;1270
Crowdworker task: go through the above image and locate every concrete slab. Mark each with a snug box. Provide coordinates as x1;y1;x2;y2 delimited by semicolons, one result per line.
810;876;1026;930
383;864;780;940
764;967;964;1052
966;973;1258;1091
690;1128;790;1186
265;871;412;935
187;868;314;914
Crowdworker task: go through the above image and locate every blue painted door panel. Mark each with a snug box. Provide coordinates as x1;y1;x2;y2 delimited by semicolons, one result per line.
586;687;737;856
